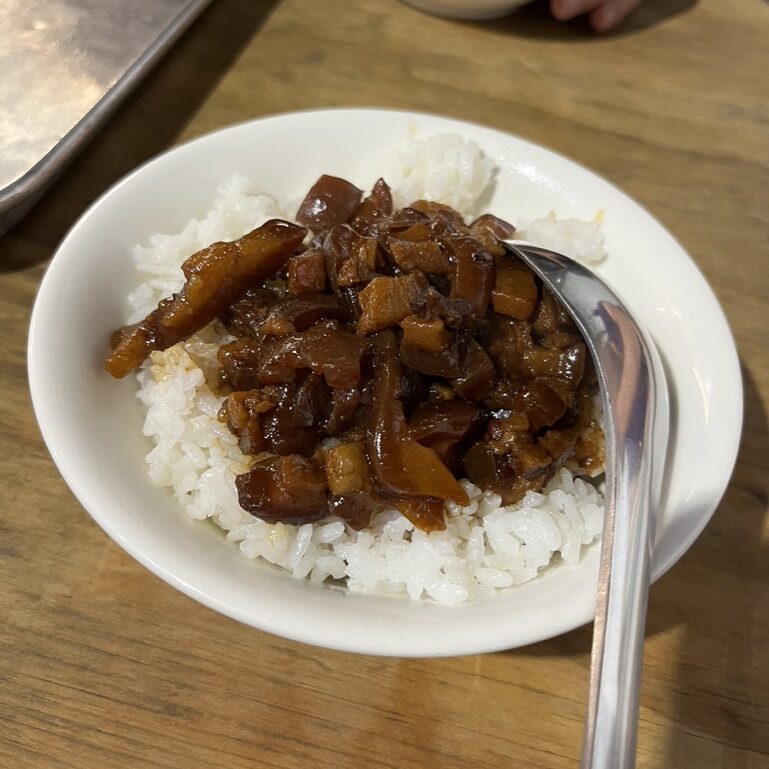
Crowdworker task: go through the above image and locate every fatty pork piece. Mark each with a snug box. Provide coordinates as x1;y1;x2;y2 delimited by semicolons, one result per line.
236;455;329;525
106;219;307;377
366;330;469;517
218;322;367;391
296;175;364;233
225;292;351;339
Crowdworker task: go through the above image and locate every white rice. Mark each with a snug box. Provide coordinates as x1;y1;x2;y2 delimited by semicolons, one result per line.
130;135;607;605
384;133;495;218
517;213;607;267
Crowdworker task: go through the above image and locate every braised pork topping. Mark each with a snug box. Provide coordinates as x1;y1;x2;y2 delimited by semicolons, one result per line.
108;176;603;531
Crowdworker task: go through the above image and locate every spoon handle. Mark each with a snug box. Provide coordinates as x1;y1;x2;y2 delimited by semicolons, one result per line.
580;342;657;769
505;244;667;769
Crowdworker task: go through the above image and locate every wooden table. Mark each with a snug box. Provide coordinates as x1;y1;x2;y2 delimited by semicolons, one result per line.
2;1;767;766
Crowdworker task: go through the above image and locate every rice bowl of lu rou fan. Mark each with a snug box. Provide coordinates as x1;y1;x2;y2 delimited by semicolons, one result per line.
28;110;742;656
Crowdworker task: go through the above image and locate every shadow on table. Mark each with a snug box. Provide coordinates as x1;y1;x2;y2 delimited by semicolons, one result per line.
509;362;768;762
472;0;699;41
660;363;769;766
0;0;280;274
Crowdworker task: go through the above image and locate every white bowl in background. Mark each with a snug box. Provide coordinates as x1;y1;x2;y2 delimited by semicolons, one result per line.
400;0;529;20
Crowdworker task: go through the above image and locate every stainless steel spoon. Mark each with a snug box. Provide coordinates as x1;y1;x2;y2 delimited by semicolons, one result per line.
504;242;669;769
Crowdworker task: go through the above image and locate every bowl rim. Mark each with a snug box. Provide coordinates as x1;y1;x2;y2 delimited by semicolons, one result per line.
28;107;743;656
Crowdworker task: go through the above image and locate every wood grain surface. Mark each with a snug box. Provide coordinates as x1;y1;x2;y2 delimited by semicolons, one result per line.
2;0;768;767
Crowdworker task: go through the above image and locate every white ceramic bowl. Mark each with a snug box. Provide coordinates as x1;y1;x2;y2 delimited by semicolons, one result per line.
400;0;529;21
28;109;741;657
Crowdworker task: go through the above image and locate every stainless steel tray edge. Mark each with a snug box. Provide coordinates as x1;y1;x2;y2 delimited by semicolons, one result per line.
0;0;214;234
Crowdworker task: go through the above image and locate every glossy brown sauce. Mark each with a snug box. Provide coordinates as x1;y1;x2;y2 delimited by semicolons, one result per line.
108;175;604;532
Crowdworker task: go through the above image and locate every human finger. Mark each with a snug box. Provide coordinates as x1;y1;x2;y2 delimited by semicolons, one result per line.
589;0;643;31
550;0;603;22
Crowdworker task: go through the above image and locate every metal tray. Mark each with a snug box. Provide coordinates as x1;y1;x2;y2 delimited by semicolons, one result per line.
0;0;213;233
